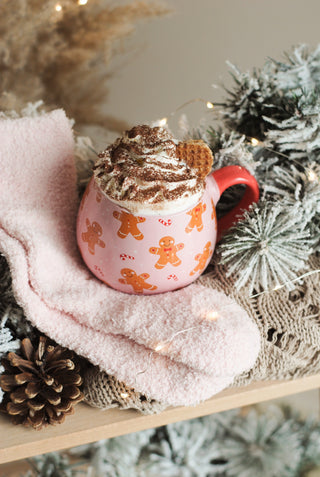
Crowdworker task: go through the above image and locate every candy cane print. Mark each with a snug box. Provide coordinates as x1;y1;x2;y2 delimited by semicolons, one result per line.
158;218;172;226
120;253;135;261
93;264;105;277
167;274;178;281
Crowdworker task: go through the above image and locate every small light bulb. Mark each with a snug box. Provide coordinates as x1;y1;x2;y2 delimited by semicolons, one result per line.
206;311;219;321
78;0;88;4
250;138;260;146
307;169;318;182
120;392;129;399
206;101;214;109
158;118;168;127
55;3;62;11
154;343;166;352
273;284;282;291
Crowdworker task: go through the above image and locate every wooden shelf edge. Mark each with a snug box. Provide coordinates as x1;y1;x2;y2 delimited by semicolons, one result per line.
1;375;320;465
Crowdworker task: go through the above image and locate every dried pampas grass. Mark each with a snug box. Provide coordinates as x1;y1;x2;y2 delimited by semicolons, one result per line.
0;0;170;131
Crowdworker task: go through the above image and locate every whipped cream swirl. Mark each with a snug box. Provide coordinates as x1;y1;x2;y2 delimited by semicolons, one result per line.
93;125;205;215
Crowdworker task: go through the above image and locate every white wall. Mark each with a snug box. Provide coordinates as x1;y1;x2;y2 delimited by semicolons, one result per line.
105;0;320;135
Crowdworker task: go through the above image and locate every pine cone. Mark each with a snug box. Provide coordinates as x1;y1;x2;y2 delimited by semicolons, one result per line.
0;336;84;430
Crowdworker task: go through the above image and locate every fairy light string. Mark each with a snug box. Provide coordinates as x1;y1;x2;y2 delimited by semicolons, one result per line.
156;100;320;187
55;0;89;13
249;136;320;172
133;325;201;385
119;268;320;394
158;98;214;128
250;269;320;298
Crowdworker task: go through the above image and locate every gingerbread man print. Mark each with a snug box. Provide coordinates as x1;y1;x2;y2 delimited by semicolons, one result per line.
190;241;213;276
81;218;106;255
113;210;145;240
119;268;157;293
185;202;206;233
149;236;184;269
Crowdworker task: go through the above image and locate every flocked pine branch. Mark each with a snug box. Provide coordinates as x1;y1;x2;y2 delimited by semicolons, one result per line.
70;428;155;477
204;45;320;290
264;163;320;212
26;452;74;477
220;60;294;140
273;44;320;92
299;418;320;473
220;45;320;143
263;96;320;162
0;314;20;358
210;131;257;175
263;162;320;253
180;117;257;175
140;419;223;477
0;314;20;364
219;201;313;293
24;405;320;477
214;407;303;477
0;313;20;403
0;254;37;340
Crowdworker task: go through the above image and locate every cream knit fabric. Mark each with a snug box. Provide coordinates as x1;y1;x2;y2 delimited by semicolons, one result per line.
201;254;320;387
83;365;167;415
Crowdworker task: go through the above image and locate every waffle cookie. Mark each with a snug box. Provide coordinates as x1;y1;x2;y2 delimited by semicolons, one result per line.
176;140;213;178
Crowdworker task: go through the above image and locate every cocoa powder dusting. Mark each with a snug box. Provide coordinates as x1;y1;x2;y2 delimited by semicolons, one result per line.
93;124;206;212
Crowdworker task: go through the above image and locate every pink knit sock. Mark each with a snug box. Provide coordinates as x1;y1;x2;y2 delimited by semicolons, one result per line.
0;111;260;405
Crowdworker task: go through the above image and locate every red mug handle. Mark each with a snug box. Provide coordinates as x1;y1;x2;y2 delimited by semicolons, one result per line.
211;165;259;241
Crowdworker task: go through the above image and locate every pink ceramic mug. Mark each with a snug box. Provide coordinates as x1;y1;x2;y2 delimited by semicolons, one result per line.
77;165;259;294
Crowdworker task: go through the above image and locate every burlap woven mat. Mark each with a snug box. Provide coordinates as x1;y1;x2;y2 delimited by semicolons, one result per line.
83;253;320;413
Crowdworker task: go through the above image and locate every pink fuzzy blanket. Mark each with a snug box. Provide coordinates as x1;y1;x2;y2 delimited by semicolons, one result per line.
0;110;260;406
